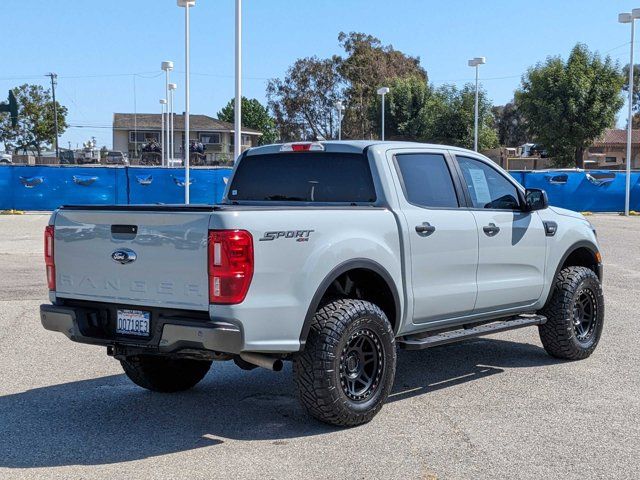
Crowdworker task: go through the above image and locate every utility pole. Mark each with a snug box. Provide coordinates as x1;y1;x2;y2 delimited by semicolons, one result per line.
47;73;60;159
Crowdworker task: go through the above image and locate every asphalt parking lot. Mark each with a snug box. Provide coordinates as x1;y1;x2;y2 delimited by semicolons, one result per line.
0;213;638;479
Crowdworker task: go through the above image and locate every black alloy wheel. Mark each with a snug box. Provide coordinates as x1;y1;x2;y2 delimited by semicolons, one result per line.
339;328;384;402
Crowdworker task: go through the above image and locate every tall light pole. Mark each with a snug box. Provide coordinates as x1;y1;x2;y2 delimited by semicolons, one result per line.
160;99;167;164
234;0;242;162
169;83;177;163
161;61;173;167
468;57;486;152
178;0;194;203
619;11;640;216
335;100;345;140
376;87;390;141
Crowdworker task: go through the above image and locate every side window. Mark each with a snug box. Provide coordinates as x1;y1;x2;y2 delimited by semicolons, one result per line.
395;153;459;208
457;156;520;210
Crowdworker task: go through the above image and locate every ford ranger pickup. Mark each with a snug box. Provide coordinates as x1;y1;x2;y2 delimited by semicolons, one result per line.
40;141;604;427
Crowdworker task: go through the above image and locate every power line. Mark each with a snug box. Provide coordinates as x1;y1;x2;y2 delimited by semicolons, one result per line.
0;70;267;82
67;124;113;129
0;71;163;81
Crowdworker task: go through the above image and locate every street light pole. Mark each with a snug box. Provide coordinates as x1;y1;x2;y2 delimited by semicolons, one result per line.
161;61;173;167
234;0;242;162
178;0;194;203
169;83;177;163
468;57;486;152
335;101;345;140
160;99;167;165
376;87;390;141
620;11;640;216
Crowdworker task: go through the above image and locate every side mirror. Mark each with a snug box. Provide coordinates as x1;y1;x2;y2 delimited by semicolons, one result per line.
524;188;548;211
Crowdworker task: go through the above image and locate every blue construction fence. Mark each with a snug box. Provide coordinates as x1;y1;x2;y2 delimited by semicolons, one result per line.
0;165;232;211
0;165;639;212
510;170;640;212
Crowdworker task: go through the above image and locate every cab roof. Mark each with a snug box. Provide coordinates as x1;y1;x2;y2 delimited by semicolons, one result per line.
244;140;482;157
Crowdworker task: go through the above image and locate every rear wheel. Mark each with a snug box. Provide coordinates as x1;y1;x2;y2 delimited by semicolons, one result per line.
539;266;604;360
120;355;212;392
293;299;396;427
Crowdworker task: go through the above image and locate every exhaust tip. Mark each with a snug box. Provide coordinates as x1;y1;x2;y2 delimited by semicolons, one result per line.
239;352;284;371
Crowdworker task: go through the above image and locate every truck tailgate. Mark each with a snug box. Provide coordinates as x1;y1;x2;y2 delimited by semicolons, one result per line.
53;208;211;311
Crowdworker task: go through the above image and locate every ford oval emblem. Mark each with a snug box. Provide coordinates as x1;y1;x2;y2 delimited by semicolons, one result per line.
111;248;137;265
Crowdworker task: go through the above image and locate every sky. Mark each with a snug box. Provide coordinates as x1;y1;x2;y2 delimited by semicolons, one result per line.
1;0;638;149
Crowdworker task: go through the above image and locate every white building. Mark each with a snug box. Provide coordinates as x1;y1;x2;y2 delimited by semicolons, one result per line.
112;113;262;164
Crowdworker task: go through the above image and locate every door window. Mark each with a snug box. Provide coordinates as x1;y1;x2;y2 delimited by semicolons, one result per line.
395;153;459;208
457;156;520;210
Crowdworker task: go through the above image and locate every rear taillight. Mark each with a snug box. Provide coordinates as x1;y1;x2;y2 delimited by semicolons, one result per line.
208;229;253;304
44;225;55;290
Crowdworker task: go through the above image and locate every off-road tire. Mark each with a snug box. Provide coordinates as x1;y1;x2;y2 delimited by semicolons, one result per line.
293;299;396;427
539;266;604;360
121;355;212;392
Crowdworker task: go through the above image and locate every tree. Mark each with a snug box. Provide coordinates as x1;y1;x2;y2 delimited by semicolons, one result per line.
266;56;344;141
338;32;427;139
515;44;624;168
427;84;498;150
622;63;640;113
369;75;435;140
0;84;67;157
368;78;498;150
217;97;277;145
492;101;529;146
267;32;427;141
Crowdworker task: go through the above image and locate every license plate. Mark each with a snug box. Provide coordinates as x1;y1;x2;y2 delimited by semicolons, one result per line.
116;309;150;337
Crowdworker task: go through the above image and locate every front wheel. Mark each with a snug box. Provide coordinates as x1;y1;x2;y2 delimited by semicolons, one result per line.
539;266;604;360
120;355;212;392
293;299;396;427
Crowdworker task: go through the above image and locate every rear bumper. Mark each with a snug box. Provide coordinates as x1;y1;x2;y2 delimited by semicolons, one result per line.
40;303;243;355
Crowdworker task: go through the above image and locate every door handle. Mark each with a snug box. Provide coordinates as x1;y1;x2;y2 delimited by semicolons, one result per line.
483;223;500;236
415;222;436;235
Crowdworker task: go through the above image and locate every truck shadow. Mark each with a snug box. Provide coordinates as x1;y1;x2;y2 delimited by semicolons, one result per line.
0;338;559;468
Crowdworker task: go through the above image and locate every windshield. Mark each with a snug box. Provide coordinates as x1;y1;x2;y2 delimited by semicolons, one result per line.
227;152;377;203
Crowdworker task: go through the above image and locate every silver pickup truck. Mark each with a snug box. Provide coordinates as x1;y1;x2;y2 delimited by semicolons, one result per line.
41;141;604;427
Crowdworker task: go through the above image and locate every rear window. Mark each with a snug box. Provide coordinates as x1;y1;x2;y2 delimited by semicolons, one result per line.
227;152;377;203
395;153;459;208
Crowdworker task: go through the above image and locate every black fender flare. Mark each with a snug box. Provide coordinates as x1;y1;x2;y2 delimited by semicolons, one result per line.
298;258;401;349
543;240;602;307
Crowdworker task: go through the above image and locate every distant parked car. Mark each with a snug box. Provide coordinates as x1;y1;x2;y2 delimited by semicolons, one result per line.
104;151;129;165
530;144;549;158
0;153;12;164
59;150;76;165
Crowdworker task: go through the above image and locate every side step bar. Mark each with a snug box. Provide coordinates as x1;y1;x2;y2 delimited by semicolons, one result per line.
397;315;547;350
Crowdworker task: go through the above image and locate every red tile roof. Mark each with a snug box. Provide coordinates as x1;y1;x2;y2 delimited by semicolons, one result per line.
593;128;640;145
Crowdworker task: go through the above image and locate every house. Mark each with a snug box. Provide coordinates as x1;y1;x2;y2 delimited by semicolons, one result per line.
585;128;640;169
112;113;262;164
